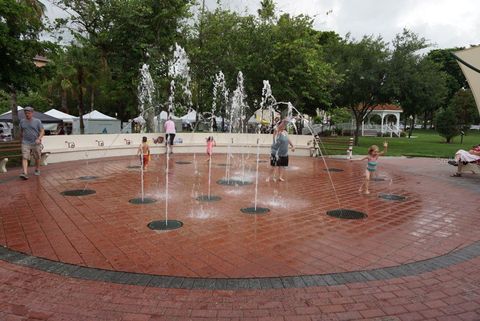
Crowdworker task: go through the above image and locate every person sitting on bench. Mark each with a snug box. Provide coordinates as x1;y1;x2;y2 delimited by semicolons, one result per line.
449;144;480;177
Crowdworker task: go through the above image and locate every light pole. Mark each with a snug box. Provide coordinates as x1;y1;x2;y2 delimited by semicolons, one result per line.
408;115;414;139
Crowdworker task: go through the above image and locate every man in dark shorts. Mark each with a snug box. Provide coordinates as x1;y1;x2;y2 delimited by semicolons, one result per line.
164;116;176;154
267;119;295;182
19;106;44;179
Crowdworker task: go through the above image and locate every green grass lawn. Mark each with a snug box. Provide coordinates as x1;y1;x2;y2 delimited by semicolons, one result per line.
351;130;480;158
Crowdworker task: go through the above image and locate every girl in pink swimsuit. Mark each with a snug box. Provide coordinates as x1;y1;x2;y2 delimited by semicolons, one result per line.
206;136;216;161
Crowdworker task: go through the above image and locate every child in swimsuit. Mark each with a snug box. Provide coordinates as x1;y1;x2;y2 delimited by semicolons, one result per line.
358;142;388;194
137;136;151;171
206;136;216;162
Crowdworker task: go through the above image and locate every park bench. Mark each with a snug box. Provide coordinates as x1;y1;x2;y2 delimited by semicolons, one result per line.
308;136;354;159
0;141;50;173
0;141;22;173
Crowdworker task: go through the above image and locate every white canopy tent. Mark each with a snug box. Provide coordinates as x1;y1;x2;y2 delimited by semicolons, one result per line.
153;111;181;132
44;108;78;122
155;111;180;121
72;110;121;134
180;110;196;124
454;47;480;115
248;108;280;124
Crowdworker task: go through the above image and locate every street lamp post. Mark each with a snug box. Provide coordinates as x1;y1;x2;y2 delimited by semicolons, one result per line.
408;115;414;139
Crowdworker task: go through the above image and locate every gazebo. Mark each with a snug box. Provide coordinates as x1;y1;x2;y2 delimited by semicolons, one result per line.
362;104;403;137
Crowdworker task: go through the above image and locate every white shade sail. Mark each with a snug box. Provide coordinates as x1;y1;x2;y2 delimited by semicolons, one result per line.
454;46;480;115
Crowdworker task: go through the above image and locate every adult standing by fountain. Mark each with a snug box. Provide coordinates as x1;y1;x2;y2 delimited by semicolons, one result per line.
164;116;176;154
267;119;295;182
19;106;44;179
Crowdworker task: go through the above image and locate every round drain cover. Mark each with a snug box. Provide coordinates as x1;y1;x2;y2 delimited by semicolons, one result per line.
327;209;367;220
148;220;183;230
79;176;98;180
196;195;221;202
241;207;270;214
379;193;406;201
323;168;344;172
175;161;192;165
217;179;252;186
129;198;157;204
61;189;96;196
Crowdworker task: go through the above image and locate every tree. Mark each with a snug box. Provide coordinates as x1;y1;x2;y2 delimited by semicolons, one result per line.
187;8;336;119
449;89;478;131
328;35;389;145
0;0;48;138
258;0;276;22
53;0;193;128
427;48;468;103
435;107;460;143
386;30;447;135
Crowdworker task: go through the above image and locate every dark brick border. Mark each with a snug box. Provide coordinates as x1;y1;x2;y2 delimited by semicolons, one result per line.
1;241;479;290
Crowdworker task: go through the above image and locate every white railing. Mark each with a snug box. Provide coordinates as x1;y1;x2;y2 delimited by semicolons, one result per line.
384;124;401;137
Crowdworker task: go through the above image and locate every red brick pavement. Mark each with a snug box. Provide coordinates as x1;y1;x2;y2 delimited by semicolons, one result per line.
0;255;480;320
0;155;480;320
1;155;478;277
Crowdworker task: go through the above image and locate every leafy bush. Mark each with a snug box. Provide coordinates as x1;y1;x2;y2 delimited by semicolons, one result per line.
435;107;460;143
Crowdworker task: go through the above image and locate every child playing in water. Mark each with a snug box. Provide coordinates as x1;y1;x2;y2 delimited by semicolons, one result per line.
137;136;151;170
358;141;388;194
206;136;216;161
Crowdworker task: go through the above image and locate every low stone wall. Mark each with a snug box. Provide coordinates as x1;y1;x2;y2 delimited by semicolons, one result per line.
43;133;315;164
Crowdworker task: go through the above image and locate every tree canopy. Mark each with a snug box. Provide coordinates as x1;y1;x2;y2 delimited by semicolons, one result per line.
2;0;475;139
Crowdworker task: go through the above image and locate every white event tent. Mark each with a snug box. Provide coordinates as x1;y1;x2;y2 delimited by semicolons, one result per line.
44;108;78;133
72;110;121;134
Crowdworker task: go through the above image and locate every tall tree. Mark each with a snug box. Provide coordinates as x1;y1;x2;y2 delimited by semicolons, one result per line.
449;88;478;131
386;29;447;135
427;48;468;103
328;35;390;145
54;0;193;127
0;0;48;138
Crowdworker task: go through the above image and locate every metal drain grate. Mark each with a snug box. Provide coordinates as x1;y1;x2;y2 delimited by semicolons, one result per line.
323;168;344;172
326;209;367;220
372;177;386;181
216;163;231;167
217;179;252;186
196;195;221;202
61;189;96;196
241;207;270;214
148;220;183;230
175;161;192;165
129;198;157;204
379;193;406;201
79;176;98;180
127;165;141;169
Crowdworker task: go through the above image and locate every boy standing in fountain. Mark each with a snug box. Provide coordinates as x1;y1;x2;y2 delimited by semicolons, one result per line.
137;136;151;171
164;116;176;154
19;106;44;179
267;119;295;182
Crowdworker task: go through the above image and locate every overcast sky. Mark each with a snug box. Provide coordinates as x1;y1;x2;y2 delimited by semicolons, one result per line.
44;0;479;50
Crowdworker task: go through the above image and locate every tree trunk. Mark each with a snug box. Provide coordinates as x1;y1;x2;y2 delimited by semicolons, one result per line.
77;68;85;134
10;88;20;140
354;117;362;146
423;111;428;129
61;89;69;114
